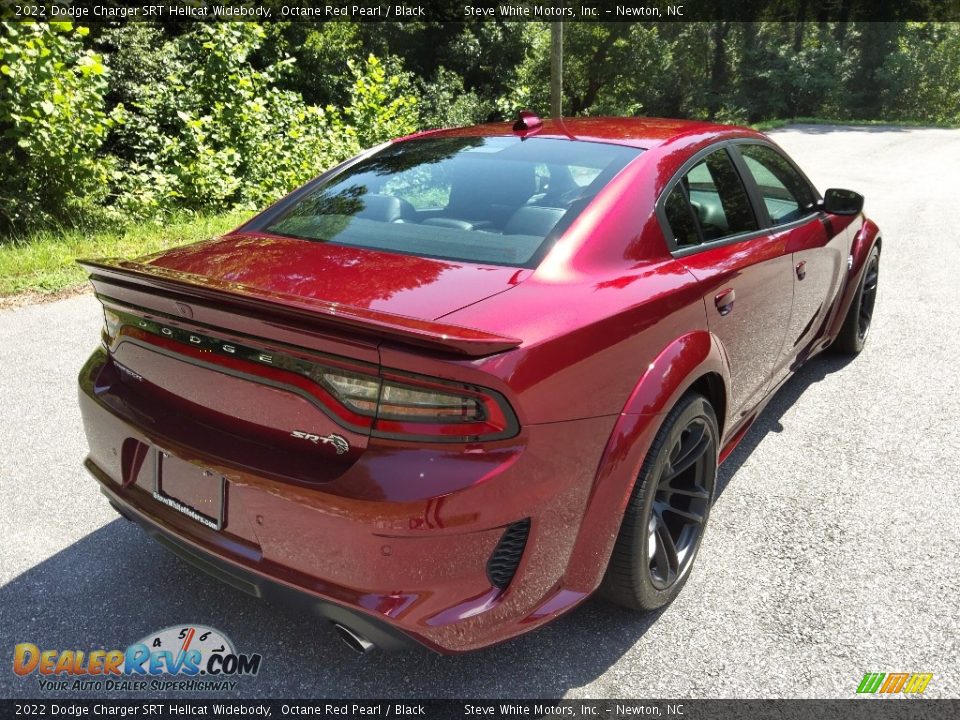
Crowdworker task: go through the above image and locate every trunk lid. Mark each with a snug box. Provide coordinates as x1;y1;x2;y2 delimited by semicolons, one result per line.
144;231;526;320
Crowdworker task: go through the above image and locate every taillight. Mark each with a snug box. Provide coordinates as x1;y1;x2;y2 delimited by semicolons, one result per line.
379;383;482;420
316;369;381;415
101;304;518;443
316;367;517;442
373;374;516;441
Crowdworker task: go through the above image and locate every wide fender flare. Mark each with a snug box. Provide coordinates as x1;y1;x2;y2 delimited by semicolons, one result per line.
852;218;882;274
561;330;730;592
619;330;730;419
828;218;882;339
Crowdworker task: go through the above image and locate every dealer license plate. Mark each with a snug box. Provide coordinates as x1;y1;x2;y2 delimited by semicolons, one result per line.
152;450;225;531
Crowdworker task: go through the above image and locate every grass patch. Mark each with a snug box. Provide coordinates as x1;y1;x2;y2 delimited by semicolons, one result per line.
0;212;248;297
752;116;960;131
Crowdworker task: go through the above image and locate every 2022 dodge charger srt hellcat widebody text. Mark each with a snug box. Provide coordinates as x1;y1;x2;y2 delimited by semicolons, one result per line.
78;115;881;654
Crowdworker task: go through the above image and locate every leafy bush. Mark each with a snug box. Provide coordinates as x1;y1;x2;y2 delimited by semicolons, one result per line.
343;54;419;147
880;23;960;123
95;23;180;162
271;22;365;107
0;21;123;235
114;25;417;218
417;67;489;129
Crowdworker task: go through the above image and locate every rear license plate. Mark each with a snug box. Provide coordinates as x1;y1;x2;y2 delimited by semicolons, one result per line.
152;451;225;531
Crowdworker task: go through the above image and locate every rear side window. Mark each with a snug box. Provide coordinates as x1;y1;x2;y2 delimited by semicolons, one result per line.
738;144;817;225
664;147;758;247
263;136;641;268
664;185;701;248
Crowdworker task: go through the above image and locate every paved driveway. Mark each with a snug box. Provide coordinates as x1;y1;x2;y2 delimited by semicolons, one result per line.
1;126;958;699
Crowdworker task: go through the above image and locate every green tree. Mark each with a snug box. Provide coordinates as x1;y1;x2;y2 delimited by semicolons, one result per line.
344;54;419;147
880;23;960;122
0;21;123;234
113;25;417;217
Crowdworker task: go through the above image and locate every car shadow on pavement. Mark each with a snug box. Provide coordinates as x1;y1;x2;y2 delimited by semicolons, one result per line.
714;350;857;499
1;351;856;700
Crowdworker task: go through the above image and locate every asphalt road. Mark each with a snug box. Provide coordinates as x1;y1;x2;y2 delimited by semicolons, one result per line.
1;126;958;700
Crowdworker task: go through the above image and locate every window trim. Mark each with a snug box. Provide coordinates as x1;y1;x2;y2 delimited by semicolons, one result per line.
655;139;824;258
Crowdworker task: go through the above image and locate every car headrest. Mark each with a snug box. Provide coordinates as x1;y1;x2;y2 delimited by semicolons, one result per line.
355;194;414;223
503;206;566;236
422;218;476;231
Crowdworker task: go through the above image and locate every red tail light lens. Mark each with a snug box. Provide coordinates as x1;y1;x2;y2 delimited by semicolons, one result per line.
103;305;518;443
315;367;517;442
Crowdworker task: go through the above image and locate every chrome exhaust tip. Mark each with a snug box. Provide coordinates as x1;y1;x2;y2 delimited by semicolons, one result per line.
332;623;376;654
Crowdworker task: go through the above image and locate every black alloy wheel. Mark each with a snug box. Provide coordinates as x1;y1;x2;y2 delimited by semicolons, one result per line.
647;415;714;590
601;392;719;612
857;251;880;342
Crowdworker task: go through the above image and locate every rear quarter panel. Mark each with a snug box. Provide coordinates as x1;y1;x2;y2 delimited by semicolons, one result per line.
438;259;708;425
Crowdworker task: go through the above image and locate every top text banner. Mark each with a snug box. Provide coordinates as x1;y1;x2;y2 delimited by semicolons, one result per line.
4;0;960;23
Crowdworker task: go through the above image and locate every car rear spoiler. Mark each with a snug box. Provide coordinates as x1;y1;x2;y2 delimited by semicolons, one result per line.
77;259;522;357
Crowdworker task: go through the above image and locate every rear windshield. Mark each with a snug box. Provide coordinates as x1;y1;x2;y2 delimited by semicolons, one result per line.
264;136;642;267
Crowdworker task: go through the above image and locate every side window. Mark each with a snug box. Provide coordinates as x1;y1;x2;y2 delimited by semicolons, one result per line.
738;144;817;225
667;148;758;246
664;185;701;248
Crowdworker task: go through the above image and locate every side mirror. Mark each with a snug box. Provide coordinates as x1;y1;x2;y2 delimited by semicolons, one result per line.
820;188;864;216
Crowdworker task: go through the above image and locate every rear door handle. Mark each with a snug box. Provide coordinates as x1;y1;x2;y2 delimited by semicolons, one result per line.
796;260;807;280
714;288;736;316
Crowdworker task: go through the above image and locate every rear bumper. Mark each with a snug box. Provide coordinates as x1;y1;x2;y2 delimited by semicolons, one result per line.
95;471;421;652
79;347;631;653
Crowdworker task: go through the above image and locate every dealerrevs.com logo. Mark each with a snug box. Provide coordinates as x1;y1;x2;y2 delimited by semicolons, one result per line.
856;672;933;696
13;625;262;693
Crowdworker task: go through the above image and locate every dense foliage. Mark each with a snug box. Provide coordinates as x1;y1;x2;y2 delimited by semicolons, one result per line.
0;22;122;232
1;18;958;238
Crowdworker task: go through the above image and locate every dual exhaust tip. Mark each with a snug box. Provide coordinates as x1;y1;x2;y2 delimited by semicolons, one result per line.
332;622;376;655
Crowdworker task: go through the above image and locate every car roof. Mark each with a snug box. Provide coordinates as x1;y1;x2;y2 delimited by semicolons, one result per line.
401;116;762;151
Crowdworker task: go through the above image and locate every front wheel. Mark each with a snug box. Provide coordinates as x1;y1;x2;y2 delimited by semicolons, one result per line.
832;245;880;355
600;392;718;612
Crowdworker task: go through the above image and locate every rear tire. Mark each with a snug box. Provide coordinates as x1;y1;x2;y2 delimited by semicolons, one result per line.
600;393;718;612
832;245;880;355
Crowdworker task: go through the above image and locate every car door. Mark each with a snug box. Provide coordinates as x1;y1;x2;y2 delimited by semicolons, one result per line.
658;144;794;425
732;142;850;379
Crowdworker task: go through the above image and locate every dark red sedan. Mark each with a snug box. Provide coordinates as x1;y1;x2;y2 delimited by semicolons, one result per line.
78;115;881;654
